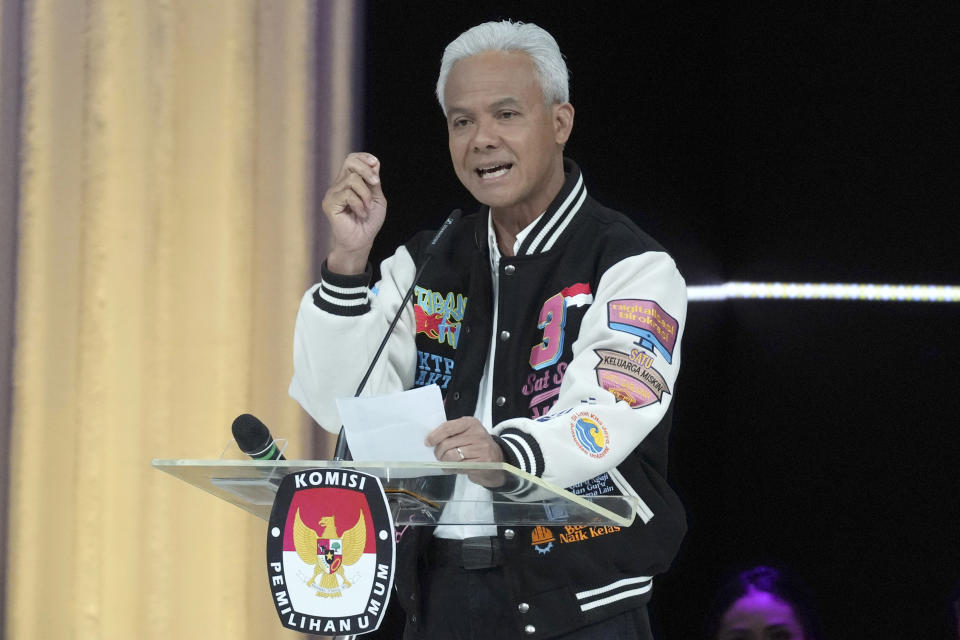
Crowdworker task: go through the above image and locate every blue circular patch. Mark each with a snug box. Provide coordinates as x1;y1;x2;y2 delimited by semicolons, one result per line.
574;416;605;454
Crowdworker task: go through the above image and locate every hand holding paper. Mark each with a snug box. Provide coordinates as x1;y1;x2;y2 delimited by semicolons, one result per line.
335;385;447;462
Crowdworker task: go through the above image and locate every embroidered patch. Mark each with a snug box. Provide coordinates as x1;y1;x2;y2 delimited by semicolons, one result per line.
607;299;678;363
529;293;567;370
556;524;622;545
531;526;555;555
521;362;567;418
535;407;573;422
414;287;467;348
561;282;593;308
593;348;671;408
531;492;623;549
566;472;621;498
529;283;593;371
415;350;454;389
570;411;609;458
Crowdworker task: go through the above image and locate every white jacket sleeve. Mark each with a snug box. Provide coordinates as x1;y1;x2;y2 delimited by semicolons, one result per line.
289;248;419;433
492;251;687;490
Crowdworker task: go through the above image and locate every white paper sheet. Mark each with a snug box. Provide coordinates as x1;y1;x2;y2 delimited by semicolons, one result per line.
335;384;446;462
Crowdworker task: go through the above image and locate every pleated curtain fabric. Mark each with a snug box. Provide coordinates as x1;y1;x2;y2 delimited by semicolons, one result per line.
5;1;360;637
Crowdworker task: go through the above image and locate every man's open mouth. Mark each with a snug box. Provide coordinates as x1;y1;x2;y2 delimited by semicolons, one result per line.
476;163;513;179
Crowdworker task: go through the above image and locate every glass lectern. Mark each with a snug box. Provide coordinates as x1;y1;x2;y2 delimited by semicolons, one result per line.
152;459;637;527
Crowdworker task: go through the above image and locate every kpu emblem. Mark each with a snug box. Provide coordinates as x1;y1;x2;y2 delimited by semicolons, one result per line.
267;469;395;636
296;511;362;597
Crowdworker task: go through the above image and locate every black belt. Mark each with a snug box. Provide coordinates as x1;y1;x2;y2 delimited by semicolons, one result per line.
429;536;503;570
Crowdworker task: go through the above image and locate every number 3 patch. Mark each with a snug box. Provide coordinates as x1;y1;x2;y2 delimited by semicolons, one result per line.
529;284;594;371
530;293;566;370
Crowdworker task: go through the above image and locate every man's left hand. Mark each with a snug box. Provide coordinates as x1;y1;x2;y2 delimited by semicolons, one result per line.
425;417;504;463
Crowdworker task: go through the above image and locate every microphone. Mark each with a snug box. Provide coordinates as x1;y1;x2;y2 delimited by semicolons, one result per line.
426;209;461;256
232;413;286;461
334;209;462;461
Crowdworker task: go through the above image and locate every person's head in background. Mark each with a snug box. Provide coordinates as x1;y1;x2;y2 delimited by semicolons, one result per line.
706;565;822;640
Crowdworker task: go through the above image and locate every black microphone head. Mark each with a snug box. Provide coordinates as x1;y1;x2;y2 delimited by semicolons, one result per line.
232;413;282;460
426;209;462;256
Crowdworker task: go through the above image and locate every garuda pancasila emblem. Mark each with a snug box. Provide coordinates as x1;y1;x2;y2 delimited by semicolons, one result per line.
293;508;366;598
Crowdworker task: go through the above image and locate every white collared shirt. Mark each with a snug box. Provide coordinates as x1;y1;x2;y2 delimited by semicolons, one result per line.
433;211;543;539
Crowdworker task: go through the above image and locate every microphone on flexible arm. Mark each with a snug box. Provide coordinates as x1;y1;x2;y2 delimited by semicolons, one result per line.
333;209;462;461
232;413;286;461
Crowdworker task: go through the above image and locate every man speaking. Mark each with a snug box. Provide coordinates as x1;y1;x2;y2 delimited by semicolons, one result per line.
290;21;687;639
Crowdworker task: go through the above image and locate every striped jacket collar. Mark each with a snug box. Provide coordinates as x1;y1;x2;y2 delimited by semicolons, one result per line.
479;158;588;257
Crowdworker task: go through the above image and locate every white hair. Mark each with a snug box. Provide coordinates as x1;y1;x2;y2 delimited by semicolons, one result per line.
436;20;570;115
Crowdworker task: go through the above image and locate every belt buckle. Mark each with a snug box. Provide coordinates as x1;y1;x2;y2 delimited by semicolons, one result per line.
461;537;497;570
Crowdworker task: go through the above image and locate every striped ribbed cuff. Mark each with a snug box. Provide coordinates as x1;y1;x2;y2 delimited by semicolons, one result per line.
495;428;545;480
313;260;373;316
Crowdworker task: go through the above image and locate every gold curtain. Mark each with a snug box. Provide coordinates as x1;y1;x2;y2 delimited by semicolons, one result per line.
6;0;357;637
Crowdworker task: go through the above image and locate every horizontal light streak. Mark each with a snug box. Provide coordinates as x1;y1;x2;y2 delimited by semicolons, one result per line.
687;282;960;303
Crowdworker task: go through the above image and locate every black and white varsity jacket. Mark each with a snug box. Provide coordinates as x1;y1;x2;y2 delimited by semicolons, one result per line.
290;159;687;638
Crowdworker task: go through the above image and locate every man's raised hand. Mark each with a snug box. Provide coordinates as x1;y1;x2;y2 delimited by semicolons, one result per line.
322;153;387;274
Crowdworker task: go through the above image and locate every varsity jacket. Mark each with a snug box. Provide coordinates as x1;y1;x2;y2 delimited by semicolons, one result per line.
290;159;687;638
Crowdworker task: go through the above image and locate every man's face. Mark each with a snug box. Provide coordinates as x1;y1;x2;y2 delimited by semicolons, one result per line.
444;50;573;220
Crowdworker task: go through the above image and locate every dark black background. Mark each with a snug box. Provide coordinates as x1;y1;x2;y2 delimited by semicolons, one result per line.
353;2;960;638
